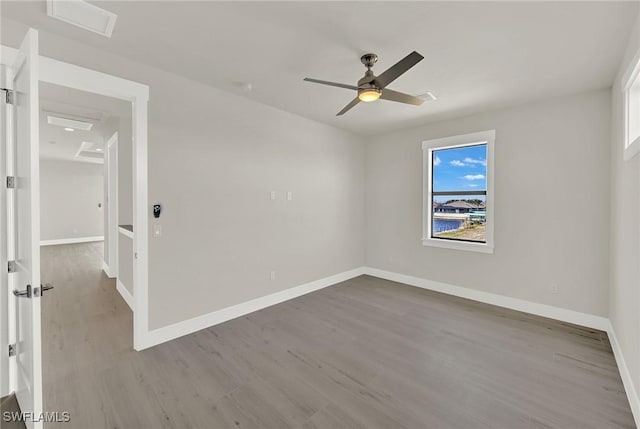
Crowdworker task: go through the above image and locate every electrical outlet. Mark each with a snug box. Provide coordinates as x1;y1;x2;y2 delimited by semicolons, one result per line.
287;191;293;201
270;271;276;281
550;283;559;294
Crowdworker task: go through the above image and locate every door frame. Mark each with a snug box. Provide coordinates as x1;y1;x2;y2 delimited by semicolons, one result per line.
105;131;118;279
0;45;150;352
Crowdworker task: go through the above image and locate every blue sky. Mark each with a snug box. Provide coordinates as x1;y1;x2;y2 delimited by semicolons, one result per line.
432;144;487;195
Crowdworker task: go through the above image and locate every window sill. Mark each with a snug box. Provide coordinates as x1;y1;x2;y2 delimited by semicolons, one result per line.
422;237;494;254
624;136;640;161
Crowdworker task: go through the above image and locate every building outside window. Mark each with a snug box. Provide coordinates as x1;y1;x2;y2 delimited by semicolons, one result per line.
422;130;495;253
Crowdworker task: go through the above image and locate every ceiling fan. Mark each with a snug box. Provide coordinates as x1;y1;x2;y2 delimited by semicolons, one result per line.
304;51;426;116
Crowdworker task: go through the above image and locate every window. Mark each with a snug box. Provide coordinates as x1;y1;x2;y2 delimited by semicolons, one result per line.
422;130;495;253
623;52;640;160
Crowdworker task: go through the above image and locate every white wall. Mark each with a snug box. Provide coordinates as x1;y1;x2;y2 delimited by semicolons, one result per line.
0;20;365;330
365;89;611;317
118;111;132;226
147;75;365;329
610;9;640;404
39;159;104;242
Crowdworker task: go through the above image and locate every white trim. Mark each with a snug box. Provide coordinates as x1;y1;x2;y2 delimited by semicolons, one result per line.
421;238;494;254
132;95;149;351
623;135;640;161
363;267;609;331
39;236;103;246
105;132;118;279
622;46;640;161
1;44;150;352
138;267;366;350
101;261;115;279
118;227;133;239
116;280;134;311
422;130;495;254
622;46;640;88
0;46;149;102
607;321;640;427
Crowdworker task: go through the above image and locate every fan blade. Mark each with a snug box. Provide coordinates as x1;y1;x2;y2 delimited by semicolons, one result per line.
380;89;425;106
337;97;360;116
374;51;424;89
304;78;359;91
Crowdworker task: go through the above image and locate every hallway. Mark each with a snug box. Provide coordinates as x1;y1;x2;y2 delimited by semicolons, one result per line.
41;242;132;427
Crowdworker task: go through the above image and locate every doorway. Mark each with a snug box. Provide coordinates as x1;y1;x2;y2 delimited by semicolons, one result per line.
38;82;134;425
1;29;149;426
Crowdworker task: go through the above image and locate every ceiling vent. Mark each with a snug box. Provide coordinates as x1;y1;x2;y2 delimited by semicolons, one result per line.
46;0;118;38
47;115;94;131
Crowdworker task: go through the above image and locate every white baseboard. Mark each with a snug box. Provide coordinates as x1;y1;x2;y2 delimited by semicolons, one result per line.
363;267;609;331
40;236;104;246
140;267;366;349
607;321;640;427
101;261;115;278
116;280;134;311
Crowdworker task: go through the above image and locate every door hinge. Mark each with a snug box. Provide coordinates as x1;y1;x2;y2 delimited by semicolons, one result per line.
6;176;15;189
8;260;17;273
8;344;15;357
1;88;15;105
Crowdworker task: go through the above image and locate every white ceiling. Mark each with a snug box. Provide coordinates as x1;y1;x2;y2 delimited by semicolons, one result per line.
40;82;129;162
3;1;639;136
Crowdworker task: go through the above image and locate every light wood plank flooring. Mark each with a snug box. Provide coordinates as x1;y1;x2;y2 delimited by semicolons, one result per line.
41;242;635;428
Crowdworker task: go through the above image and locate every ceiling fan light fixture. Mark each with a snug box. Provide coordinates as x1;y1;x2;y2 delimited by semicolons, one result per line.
358;88;381;102
304;51;424;115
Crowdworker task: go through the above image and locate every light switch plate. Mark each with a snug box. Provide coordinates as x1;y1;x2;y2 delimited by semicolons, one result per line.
270;191;276;200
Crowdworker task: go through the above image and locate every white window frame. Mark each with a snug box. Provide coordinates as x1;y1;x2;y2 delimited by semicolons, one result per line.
623;49;640;161
422;130;495;254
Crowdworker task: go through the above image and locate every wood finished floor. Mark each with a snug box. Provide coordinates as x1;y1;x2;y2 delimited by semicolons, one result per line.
41;242;635;429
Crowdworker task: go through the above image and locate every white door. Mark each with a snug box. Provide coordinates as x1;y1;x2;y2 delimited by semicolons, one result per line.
9;28;43;429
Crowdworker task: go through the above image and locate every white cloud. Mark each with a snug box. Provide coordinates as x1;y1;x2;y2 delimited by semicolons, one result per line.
464;157;487;167
468;184;479;188
463;174;485;180
434;156;441;166
450;160;465;167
